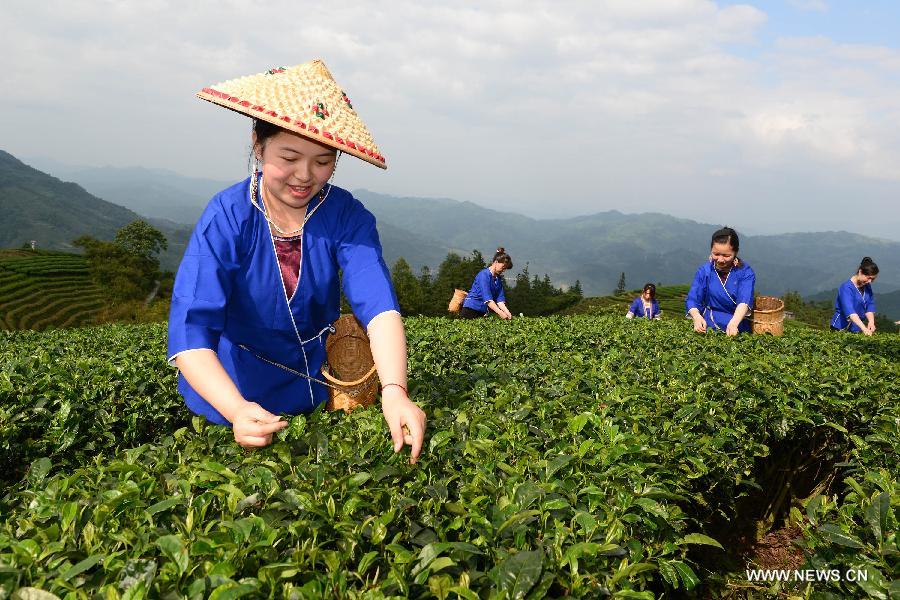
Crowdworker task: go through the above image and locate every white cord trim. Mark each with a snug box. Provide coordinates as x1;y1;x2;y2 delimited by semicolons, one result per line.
167;347;216;367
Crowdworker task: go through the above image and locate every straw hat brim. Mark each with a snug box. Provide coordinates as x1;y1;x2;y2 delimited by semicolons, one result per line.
197;60;386;169
198;90;386;169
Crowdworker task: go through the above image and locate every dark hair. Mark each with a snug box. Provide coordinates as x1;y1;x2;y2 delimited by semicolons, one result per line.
492;247;513;269
642;283;656;299
857;256;879;276
253;119;283;150
249;118;338;162
711;226;739;253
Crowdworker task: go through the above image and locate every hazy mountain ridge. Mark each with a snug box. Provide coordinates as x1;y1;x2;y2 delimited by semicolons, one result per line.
1;151;191;270
4;151;898;314
354;189;900;301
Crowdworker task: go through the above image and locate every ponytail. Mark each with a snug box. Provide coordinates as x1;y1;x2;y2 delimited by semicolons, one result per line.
493;247;513;269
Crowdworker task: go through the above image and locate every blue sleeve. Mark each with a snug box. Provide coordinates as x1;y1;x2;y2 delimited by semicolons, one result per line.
865;286;876;314
736;267;755;307
685;265;708;313
466;272;481;299
476;270;493;304
629;298;641;314
837;284;857;318
497;279;506;303
337;198;400;328
167;199;241;360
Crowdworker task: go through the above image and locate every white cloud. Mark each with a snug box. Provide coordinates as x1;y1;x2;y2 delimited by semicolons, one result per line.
0;0;898;236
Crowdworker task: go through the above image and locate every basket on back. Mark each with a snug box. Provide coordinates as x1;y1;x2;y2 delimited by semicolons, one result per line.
322;314;379;412
751;295;785;336
448;288;468;313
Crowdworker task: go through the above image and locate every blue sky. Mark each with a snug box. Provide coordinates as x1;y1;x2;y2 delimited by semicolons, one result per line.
733;1;899;49
2;1;899;240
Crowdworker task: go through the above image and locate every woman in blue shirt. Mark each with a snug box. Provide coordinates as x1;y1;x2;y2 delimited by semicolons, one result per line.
460;248;513;319
168;61;425;460
686;227;755;336
830;257;878;335
626;283;662;320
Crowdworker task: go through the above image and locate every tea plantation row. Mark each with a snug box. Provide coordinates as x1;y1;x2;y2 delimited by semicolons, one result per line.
0;251;103;331
0;317;897;598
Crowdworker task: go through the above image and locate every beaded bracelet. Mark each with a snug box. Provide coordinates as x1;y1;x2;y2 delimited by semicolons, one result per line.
381;383;408;396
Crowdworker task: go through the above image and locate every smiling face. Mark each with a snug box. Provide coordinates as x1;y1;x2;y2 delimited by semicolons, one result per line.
710;241;737;270
255;130;337;212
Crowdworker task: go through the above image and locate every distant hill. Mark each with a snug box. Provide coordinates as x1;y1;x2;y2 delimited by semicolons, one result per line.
1;151;190;270
21;160;229;226
355;189;900;297
809;286;900;322
6;152;899;298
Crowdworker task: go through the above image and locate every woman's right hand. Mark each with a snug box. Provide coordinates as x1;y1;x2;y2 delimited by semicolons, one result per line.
231;401;288;448
692;315;707;333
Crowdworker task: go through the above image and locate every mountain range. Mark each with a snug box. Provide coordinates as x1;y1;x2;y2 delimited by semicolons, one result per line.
6;151;900;319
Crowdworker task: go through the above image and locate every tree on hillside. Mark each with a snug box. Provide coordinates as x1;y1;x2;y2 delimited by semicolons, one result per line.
615;272;626;296
391;257;425;315
115;220;168;266
74;220;169;303
426;251;486;315
571;280;583;298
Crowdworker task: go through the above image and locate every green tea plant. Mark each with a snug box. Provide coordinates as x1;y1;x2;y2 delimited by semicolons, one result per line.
0;316;896;598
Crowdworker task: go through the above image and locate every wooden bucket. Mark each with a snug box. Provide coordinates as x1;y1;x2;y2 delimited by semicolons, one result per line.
322;314;379;412
448;288;468;313
752;296;785;336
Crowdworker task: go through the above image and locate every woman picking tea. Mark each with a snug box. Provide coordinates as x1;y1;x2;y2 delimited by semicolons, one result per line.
167;61;426;460
686;227;756;336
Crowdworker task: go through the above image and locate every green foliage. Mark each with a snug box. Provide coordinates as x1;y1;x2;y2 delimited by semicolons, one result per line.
114;220;168;263
0;251;103;331
391;257;426;316
563;285;690;319
427;251;486;314
74;220;170;304
503;263;583;316
615;272;626;296
0;318;897;598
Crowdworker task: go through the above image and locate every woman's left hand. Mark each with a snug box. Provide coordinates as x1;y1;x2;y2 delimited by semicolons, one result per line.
382;388;427;464
726;320;740;336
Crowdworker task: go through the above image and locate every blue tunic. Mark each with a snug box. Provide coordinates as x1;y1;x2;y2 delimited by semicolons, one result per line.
830;279;875;332
685;261;755;333
628;297;661;319
167;178;400;424
462;267;506;313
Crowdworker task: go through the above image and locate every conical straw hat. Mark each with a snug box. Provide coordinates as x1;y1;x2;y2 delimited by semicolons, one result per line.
198;60;386;169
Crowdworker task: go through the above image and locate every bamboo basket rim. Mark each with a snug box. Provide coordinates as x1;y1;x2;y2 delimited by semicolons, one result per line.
753;295;785;314
321;364;377;387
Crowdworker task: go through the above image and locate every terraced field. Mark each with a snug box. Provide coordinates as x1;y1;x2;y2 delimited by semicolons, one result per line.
562;284;690;318
0;250;103;331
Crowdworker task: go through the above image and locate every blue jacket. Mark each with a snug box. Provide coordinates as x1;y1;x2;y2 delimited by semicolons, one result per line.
462;267;506;313
686;261;755;333
167;178;399;424
628;297;661;319
830;279;875;332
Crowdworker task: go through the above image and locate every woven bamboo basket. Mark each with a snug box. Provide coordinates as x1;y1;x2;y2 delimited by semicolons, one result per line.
448;288;468;313
322;315;379;412
751;296;785;336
